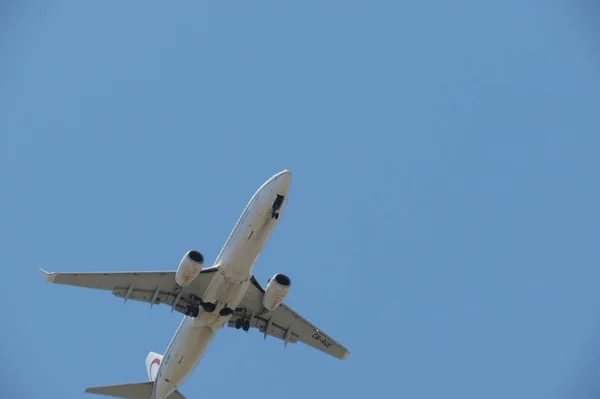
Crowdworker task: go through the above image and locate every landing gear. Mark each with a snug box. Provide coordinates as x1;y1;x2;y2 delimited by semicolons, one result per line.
183;294;216;316
270;194;284;220
185;305;200;318
235;319;243;329
234;318;251;332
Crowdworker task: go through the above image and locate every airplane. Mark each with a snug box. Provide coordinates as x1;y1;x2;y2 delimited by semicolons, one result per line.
40;169;349;399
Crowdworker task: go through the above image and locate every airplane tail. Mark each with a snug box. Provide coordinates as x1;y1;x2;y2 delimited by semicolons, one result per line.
145;352;164;382
84;352;186;399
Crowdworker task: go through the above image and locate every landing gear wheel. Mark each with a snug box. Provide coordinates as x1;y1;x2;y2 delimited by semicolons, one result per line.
243;320;250;332
271;212;279;219
202;302;216;313
235;319;243;330
185;305;200;318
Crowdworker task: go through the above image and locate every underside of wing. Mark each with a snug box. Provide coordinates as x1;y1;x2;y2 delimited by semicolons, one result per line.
39;267;219;316
229;276;350;360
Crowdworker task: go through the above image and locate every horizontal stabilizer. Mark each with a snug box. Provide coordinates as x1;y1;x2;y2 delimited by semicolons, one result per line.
85;381;185;399
85;382;154;399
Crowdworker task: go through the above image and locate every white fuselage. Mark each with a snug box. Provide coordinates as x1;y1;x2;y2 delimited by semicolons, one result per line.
152;170;291;399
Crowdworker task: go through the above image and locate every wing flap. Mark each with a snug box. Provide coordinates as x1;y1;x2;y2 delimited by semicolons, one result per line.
255;316;300;343
227;315;300;343
112;287;192;313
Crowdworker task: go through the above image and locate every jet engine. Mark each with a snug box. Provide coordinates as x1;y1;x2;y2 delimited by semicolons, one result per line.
262;273;291;311
175;250;204;287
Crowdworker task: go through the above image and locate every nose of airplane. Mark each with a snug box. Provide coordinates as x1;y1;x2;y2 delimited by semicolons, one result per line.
274;169;291;179
272;169;291;193
250;170;292;220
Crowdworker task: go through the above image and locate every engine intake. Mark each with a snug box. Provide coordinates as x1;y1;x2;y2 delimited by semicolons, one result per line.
188;250;204;263
262;273;291;311
175;250;204;287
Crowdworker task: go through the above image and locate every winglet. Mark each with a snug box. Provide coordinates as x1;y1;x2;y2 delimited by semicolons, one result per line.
39;268;56;283
341;350;350;360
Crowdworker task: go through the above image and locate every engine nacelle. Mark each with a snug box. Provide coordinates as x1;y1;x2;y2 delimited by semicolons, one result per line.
175;250;204;287
262;273;291;311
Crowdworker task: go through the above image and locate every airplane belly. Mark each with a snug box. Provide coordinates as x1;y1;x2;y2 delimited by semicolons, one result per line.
218;211;276;279
168;326;215;382
157;320;216;398
201;271;251;312
219;213;266;258
200;198;280;310
215;174;288;276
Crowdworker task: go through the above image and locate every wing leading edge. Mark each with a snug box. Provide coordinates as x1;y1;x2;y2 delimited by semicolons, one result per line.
229;276;350;360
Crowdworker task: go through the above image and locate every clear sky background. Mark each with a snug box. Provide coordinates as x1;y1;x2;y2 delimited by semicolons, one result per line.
2;1;600;398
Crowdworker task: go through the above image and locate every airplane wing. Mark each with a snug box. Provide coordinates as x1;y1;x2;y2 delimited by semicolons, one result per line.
39;267;219;315
228;276;350;360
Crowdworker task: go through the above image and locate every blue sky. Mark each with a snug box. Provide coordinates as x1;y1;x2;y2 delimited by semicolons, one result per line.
2;1;600;398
